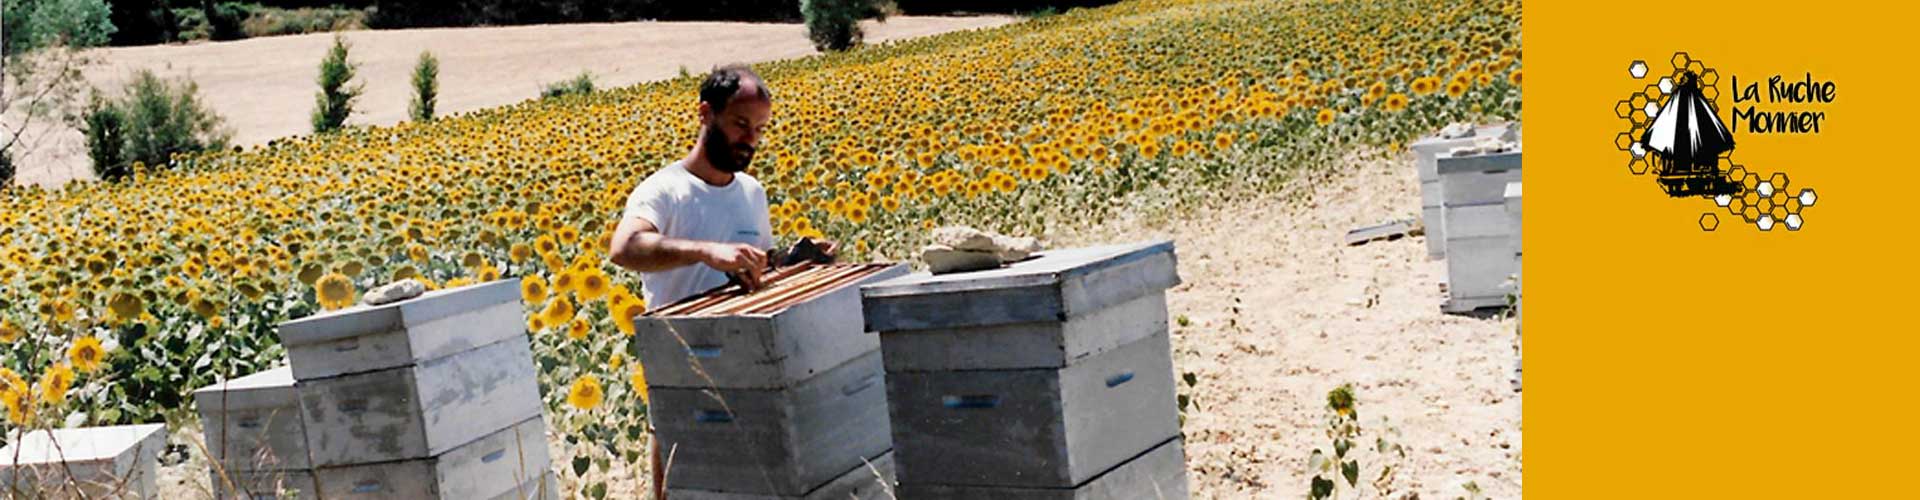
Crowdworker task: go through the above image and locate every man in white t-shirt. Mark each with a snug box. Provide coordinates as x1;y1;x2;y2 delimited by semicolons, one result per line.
609;65;826;498
610;64;794;309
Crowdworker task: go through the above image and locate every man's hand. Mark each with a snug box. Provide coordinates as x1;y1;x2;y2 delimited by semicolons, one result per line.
703;242;767;289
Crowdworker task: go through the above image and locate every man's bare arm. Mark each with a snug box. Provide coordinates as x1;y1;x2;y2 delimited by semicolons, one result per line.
609;217;767;286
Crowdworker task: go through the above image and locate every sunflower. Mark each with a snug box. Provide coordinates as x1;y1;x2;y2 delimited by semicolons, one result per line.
1445;80;1467;98
2;387;29;426
630;365;649;404
551;270;579;298
297;263;325;285
1507;69;1522;87
1383;93;1409;112
1315;108;1336;126
567;375;603;410
40;363;74;405
527;313;547;333
1411;76;1439;95
0;368;24;394
608;353;624;371
611;296;646;336
316;273;357;310
0;320;19;343
509;243;533;263
540;296;575;327
567;318;590;341
521;274;550;307
576;271;610;302
69;336;106;373
476;265;501;282
533;235;560;258
461;251;486;269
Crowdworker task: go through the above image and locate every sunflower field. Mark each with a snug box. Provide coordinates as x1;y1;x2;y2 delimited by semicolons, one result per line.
0;0;1518;493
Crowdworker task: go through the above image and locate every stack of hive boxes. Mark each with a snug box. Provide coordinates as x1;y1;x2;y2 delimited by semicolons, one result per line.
0;423;167;499
1409;122;1520;260
861;241;1190;498
195;280;557;499
630;263;909;499
194;366;318;498
1437;146;1523;313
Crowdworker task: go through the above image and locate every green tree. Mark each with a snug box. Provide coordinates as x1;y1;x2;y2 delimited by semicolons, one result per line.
311;34;362;133
801;0;864;52
83;92;129;179
82;70;230;181
409;51;439;121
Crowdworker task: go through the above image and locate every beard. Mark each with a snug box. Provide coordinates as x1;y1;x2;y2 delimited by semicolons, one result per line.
704;125;755;173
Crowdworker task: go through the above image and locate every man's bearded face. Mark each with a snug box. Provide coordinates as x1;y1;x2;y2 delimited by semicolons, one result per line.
704;98;770;173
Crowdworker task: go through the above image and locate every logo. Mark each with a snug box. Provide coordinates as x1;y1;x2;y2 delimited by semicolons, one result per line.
1612;53;1821;232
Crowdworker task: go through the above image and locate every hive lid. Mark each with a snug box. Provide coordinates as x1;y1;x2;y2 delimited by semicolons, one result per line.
193;365;297;412
861;240;1179;332
192;365;294;395
648;263;903;318
277;279;520;347
864;240;1174;298
1;424;166;465
1436;149;1522;175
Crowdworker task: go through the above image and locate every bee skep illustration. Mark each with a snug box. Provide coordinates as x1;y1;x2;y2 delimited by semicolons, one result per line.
1641;71;1740;198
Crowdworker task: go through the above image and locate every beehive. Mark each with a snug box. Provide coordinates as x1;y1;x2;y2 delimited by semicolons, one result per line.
862;241;1188;495
0;424;167;499
193;366;318;499
634;263;907;497
1438;150;1523;312
1409;122;1520;259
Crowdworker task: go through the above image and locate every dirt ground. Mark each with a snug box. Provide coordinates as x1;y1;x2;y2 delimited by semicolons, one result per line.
4;15;1018;187
1055;153;1524;499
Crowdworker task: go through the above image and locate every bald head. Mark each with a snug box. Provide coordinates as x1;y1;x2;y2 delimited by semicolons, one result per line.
700;64;772;114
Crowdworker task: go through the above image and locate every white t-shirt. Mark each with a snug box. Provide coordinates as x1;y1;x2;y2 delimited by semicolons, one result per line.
622;160;774;309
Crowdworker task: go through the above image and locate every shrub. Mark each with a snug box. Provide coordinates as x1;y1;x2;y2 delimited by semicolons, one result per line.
541;71;595;100
82;70;231;180
0;148;13;187
3;0;117;55
83;93;129;179
801;0;864;52
240;5;370;38
410;51;439;121
311;34;362;133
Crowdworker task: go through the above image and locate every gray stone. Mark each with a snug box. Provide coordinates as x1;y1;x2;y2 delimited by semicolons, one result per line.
194;366;310;472
886;331;1178;489
650;350;891;496
862;241;1179;334
299;335;542;466
361;279;427;306
667;451;895;500
896;437;1189;499
631;264;907;390
880;292;1167;372
279;278;525;380
311;416;550;499
0;424;167;499
921;246;1003;274
931;226;998;252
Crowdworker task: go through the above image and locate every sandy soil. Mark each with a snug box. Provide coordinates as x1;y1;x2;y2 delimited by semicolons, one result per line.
145;151;1522;498
1057;153;1525;499
4;15;1018;187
